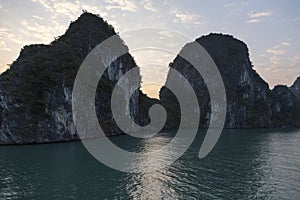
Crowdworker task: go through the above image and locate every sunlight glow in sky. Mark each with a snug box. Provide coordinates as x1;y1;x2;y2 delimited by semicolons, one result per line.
0;0;300;98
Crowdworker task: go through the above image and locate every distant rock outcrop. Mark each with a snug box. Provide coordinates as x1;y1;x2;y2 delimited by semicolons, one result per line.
160;33;300;129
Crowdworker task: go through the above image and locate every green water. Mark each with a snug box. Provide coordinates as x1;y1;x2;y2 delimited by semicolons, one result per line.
1;129;300;199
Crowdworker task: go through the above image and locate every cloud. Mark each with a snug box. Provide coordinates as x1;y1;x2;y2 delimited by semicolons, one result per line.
171;8;205;25
224;3;236;8
29;0;113;42
24;22;64;42
291;55;300;63
81;4;107;16
258;63;300;88
32;15;44;20
267;49;286;56
246;19;260;23
51;0;81;19
248;12;272;18
31;0;52;11
141;0;158;12
31;0;81;19
224;1;248;8
31;0;109;20
246;11;272;23
261;42;295;81
270;54;281;65
0;28;25;44
258;44;300;88
104;0;137;12
280;42;290;46
0;4;2;9
18;18;65;43
21;20;28;26
0;41;12;52
266;42;290;56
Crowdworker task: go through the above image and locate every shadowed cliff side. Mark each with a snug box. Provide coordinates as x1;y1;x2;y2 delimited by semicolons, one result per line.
291;76;300;100
0;12;149;144
160;33;300;129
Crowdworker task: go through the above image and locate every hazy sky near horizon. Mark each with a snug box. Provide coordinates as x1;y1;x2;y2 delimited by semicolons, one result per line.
0;0;300;98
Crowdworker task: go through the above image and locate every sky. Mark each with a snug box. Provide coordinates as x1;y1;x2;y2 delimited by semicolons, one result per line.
0;0;300;98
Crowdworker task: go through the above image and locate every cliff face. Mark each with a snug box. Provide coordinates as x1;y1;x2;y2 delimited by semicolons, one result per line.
0;13;141;144
160;33;300;128
291;77;300;99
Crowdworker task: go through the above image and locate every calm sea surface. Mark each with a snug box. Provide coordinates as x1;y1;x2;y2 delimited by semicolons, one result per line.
1;129;300;199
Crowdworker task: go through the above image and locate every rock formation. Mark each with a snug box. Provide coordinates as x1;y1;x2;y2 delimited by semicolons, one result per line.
291;76;300;99
0;12;143;144
160;33;300;129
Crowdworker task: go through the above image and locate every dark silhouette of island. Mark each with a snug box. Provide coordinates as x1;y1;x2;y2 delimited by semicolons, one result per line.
0;12;299;144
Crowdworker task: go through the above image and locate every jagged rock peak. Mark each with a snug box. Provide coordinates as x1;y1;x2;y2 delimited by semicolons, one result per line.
291;76;300;89
14;12;117;67
52;12;118;50
196;33;250;60
291;76;300;99
62;12;115;39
